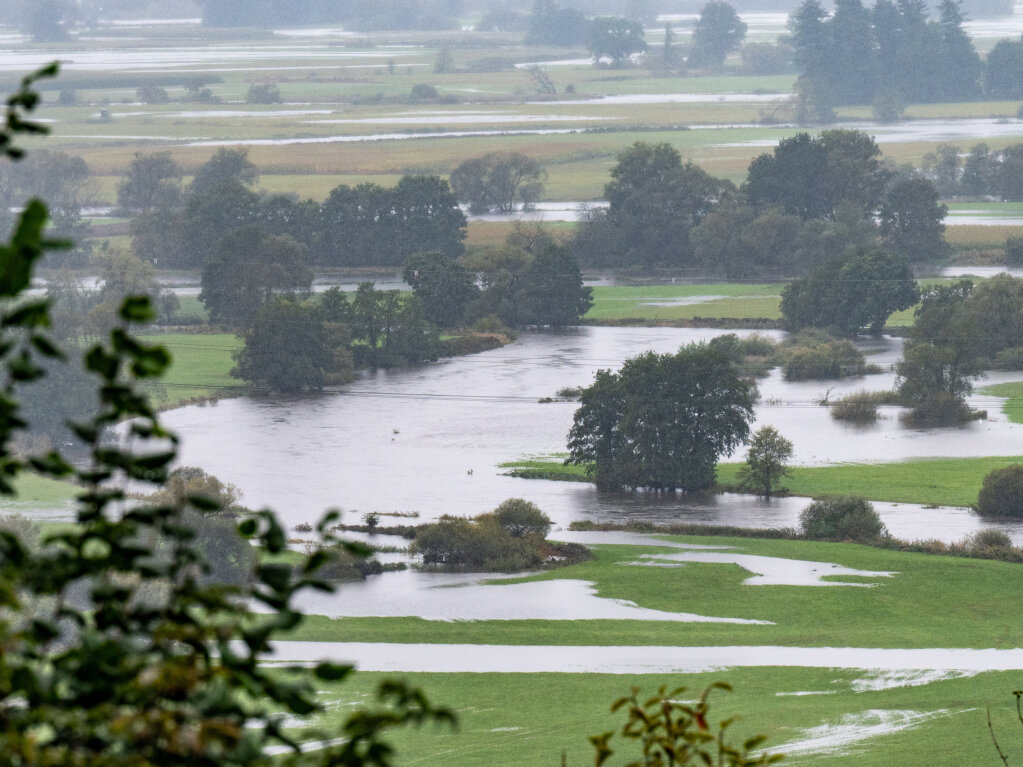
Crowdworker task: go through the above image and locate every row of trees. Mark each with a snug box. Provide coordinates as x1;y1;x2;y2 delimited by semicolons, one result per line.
573;132;948;275
921;142;1023;199
789;0;985;117
125;149;467;270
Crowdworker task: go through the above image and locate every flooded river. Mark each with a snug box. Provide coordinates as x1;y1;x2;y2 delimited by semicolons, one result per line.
162;326;1023;543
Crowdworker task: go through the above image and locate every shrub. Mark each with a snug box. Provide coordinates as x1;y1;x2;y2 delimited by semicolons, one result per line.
977;464;1023;518
410;83;438;101
799;496;887;541
968;528;1014;552
492;498;552;538
412;516;539;571
830;390;892;423
137;84;169;104
902;391;978;426
781;338;868;380
246;83;282;104
1006;235;1023;266
739;333;778;357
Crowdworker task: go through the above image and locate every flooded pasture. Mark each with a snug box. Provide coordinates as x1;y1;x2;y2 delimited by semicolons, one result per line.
163;327;1023;543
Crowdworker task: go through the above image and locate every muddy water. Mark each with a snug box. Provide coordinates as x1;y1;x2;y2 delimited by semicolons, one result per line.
163;327;1023;542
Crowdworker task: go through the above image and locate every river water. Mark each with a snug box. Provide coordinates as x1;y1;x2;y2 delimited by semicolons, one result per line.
162;326;1023;543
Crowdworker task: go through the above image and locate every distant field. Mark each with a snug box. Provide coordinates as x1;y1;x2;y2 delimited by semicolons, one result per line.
584;284;784;322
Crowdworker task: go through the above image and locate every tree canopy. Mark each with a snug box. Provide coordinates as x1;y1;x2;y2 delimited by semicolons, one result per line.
688;1;747;70
567;343;757;492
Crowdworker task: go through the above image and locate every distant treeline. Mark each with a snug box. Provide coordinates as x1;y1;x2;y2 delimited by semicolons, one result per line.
789;0;1012;117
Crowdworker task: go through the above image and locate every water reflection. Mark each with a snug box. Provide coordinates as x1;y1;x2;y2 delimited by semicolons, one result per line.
163;327;1023;543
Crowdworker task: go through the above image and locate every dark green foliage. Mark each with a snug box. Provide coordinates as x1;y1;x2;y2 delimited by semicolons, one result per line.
567;343;757;492
575;142;726;269
799;496;887;541
736;425;793;497
492;498;552;538
591;684;781;767
1006;236;1023;267
985;35;1023;98
780;247;919;335
246;82;282;104
449;151;545;214
0;67;457;764
878;177;949;262
117;151;183;214
200;226;312;327
403;251;479;328
587;17;647;68
518;244;593;327
688;1;747;70
411;501;575;572
190;147;258;195
977;465;1023;518
232;298;354;392
780;335;870;380
829;390;894;422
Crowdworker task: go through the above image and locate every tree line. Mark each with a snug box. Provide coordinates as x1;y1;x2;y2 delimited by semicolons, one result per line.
789;0;987;119
573;131;947;277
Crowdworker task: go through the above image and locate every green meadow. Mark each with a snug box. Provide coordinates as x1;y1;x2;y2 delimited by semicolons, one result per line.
502;455;1023;508
142;333;244;407
300;668;1023;767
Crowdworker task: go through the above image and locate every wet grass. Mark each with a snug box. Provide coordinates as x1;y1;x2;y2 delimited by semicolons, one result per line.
303;668;1021;767
584;284;784;322
980;380;1023;424
142;332;244;406
290;536;1023;648
501;454;1023;507
0;473;79;518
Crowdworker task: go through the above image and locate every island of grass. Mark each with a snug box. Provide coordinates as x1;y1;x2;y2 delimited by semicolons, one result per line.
499;454;1023;509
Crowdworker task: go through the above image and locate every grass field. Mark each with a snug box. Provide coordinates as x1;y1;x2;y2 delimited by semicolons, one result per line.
301;667;1023;767
980;380;1023;424
142;333;245;407
584;284;784;322
501;454;1023;508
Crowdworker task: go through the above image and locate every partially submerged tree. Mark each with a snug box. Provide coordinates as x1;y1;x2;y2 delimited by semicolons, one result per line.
567;343;757;492
449;152;546;213
737;425;794;497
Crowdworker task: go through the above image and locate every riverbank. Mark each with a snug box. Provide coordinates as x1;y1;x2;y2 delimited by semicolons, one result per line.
499;454;1023;508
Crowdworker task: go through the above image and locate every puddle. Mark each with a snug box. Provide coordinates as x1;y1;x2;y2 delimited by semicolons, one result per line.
187;128;583;147
464;201;604;223
254;571;769;624
624;552;896;588
538;93;791;105
776;690;838;696
259;642;1023;672
715;119;1023;148
772;709;954;757
850;669;977;692
305;114;614;125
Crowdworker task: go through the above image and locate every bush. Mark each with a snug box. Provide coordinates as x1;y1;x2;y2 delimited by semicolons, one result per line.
1006;235;1023;266
412;516;539;571
246;83;281;104
977;464;1023;518
781;338;868;381
492;498;552;538
137;84;169;104
410;83;438;101
740;333;778;357
799;496;887;541
830;390;893;423
968;528;1014;552
902;391;979;426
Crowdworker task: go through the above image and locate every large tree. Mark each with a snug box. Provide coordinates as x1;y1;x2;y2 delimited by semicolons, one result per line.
402;250;479;328
575;141;726;269
567;343;757;492
688;1;747;70
449;152;545;213
117;152;183;213
587;16;647;68
878;176;949;262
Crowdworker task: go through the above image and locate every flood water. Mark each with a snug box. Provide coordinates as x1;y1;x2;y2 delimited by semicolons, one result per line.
162;326;1023;543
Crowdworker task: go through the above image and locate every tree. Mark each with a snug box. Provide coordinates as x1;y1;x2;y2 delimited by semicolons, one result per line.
587;17;647;68
788;0;834;120
200;226;312;327
961;142;995;196
995;144;1023;200
449;152;545;213
878;176;949;262
567;343;757;492
517;244;592;327
246;82;282;104
402;250;479;328
937;0;982;101
190;147;258;195
117;152;183;213
0;64;454;766
688;1;747;70
985;36;1023;99
828;0;876;104
736;426;793;497
525;0;590;46
232;298;352;391
780;246;919;335
576;142;725;269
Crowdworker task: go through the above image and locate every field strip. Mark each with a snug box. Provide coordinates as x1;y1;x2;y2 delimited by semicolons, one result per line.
262;643;1023;673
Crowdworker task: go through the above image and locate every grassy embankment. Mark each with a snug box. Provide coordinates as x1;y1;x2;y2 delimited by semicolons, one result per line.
499;454;1023;508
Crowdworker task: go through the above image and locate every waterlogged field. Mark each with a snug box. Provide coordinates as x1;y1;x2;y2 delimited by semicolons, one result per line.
141;332;243;406
275;536;1023;767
